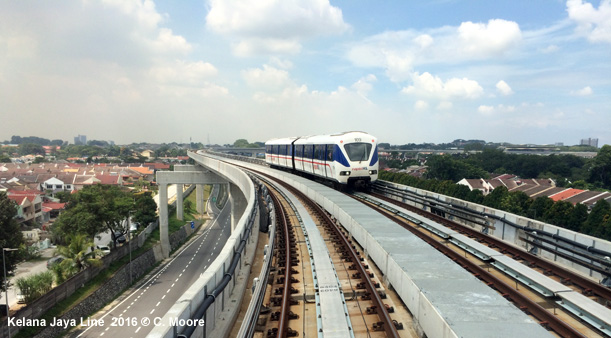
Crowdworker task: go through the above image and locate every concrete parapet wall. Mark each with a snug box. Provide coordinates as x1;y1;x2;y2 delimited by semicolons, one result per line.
149;152;256;338
382;181;611;281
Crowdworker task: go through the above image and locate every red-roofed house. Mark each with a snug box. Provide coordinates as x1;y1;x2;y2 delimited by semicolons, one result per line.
549;189;585;202
7;189;44;225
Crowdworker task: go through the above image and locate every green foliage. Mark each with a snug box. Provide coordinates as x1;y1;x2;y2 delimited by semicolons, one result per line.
55;234;102;277
589;145;611;189
1;191;24;291
233;139;259;148
18;143;45;156
379;171;611;241
15;271;54;304
133;192;157;226
582;200;611;238
425;155;488;181
18;243;41;261
53;184;135;246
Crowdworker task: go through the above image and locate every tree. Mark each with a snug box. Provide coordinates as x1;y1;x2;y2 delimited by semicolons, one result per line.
528;197;554;220
483;186;509;209
233;139;258;148
19;143;45;156
568;203;588;232
1;192;24;292
132;192;157;226
582;200;611;238
589;145;611;189
543;201;574;229
54;234;102;281
500;191;532;216
53;184;135;247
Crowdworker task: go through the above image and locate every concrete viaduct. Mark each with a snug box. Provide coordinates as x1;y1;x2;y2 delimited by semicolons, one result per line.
156;164;228;258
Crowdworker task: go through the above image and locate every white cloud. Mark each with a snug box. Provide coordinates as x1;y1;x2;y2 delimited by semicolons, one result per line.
571;86;593;96
414;34;434;48
149;60;218;85
539;44;560;53
351;74;377;97
478;105;495;115
101;0;191;54
478;104;516;115
414;100;429;110
242;65;292;89
437;101;453;110
206;0;349;56
496;80;514;96
458;19;522;56
347;19;522;83
402;72;484;100
567;0;611;43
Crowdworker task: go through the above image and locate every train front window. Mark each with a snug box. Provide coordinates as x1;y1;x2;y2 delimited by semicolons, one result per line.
343;143;372;162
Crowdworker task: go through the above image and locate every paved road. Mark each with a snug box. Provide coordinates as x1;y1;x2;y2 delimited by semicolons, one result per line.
0;248;55;311
71;200;233;338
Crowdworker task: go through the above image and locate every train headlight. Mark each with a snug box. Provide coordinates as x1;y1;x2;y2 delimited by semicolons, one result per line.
369;170;378;175
340;171;351;176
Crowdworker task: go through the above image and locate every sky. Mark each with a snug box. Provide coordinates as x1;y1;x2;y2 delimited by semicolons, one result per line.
0;0;609;146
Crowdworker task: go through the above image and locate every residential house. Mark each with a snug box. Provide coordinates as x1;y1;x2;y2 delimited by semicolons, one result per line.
7;189;44;226
456;178;494;195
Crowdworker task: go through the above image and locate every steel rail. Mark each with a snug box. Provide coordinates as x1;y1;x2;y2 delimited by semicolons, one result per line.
269;190;292;338
288;189;400;338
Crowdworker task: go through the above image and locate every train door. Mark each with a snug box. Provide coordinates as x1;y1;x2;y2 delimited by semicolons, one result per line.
313;145;320;176
295;144;304;171
308;144;315;174
325;144;334;178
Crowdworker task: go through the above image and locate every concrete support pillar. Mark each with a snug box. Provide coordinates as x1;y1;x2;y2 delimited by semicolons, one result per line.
176;183;184;221
196;184;205;214
159;183;170;258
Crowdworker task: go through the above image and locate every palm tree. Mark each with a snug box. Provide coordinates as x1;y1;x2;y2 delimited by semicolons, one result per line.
54;234;102;281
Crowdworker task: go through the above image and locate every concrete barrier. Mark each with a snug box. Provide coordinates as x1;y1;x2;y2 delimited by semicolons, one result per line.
148;152;256;338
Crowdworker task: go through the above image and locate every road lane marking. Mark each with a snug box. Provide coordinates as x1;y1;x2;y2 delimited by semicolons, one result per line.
156;301;161;307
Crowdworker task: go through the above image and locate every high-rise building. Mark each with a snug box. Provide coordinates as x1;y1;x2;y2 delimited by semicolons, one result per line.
74;134;87;145
580;138;598;148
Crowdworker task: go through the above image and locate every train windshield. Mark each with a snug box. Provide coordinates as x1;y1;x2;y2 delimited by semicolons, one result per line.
343;143;372;162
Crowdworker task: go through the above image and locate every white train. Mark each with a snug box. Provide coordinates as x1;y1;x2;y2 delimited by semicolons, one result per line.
265;131;379;188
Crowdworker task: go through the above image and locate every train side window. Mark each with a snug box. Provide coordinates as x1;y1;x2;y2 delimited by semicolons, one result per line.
326;144;333;161
314;145;319;160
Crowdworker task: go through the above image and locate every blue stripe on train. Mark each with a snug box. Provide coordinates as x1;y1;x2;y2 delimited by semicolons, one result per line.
333;144;350;167
369;145;378;166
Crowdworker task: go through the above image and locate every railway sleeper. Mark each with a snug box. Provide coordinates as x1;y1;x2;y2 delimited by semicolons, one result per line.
372;321;385;331
267;328;298;337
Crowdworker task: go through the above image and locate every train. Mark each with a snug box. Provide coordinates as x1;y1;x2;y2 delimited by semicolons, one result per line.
265;131;379;189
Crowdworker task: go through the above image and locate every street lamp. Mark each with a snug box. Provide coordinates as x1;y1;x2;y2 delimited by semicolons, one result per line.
3;247;18;338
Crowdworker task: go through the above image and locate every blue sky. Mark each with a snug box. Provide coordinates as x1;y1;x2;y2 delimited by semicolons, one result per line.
0;0;609;146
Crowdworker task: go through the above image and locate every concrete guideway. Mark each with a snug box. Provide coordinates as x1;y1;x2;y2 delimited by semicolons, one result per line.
148;152;258;338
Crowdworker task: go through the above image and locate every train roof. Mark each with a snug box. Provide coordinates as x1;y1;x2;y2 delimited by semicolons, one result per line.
266;131;376;145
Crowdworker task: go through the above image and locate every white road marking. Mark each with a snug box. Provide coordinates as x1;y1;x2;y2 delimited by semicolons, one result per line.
156;301;161;307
